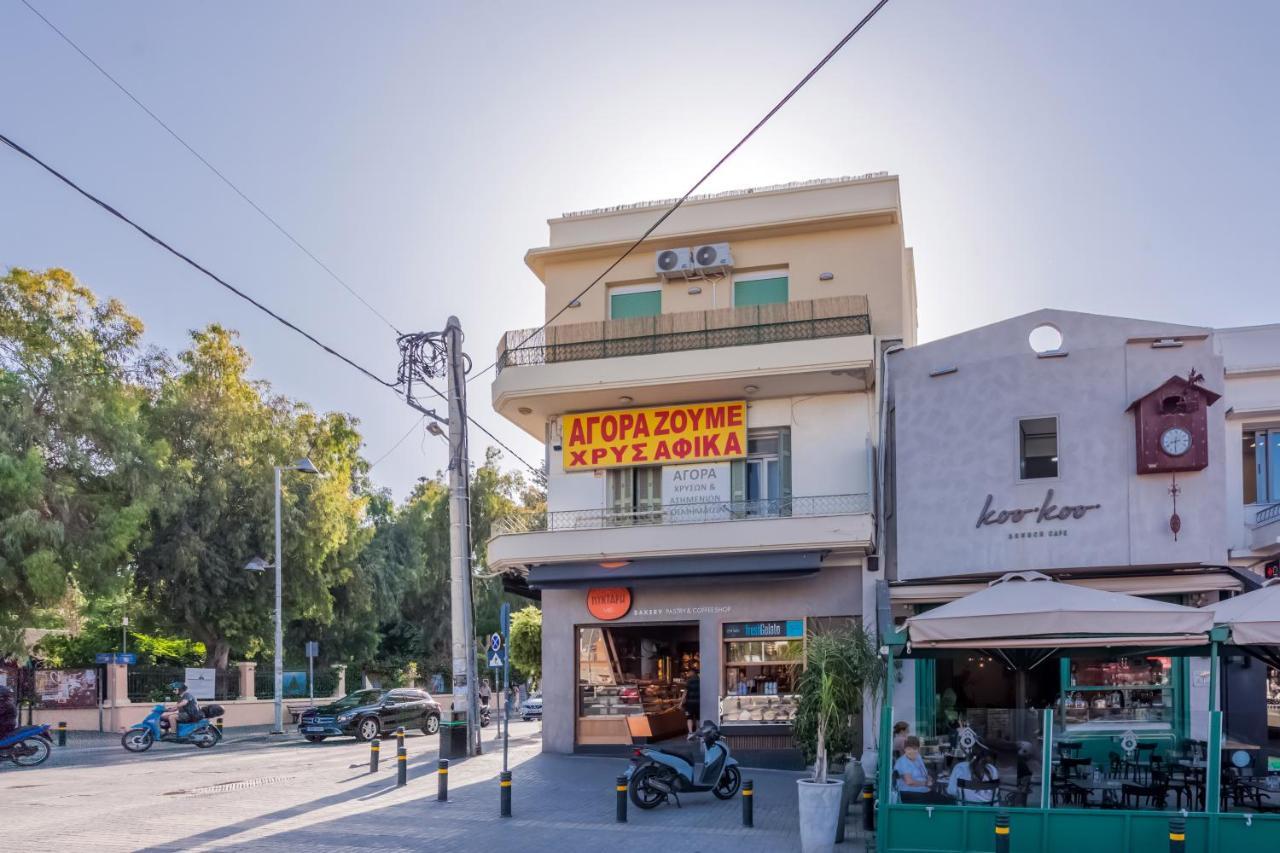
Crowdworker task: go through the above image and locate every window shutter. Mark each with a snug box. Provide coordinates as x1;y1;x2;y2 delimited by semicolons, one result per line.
608;469;635;524
730;459;746;518
637;466;662;521
778;427;792;516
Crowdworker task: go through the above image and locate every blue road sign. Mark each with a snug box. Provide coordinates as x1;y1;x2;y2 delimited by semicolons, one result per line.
487;633;506;669
96;653;136;664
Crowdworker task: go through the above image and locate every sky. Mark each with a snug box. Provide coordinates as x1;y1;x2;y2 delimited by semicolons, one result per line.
3;1;1278;500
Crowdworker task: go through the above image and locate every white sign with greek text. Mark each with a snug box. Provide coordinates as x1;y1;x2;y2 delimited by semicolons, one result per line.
662;462;731;523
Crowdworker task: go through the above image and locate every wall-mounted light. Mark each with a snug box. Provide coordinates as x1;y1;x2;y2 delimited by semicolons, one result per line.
744;385;759;395
569;299;582;308
598;560;631;569
688;286;702;295
819;272;835;281
518;406;533;415
618;395;633;405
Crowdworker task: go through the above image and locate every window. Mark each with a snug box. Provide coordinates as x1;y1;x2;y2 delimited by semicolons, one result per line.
1019;417;1058;479
730;428;792;516
733;272;789;307
608;286;661;319
606;466;661;524
1243;429;1280;504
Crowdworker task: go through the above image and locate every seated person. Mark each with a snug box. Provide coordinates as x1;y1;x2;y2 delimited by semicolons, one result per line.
161;682;202;734
948;747;1001;804
895;736;951;803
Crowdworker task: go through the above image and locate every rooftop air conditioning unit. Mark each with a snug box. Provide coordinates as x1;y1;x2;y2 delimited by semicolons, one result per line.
655;247;694;280
691;242;733;276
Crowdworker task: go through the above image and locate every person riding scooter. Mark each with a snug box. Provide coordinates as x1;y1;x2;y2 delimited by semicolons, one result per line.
0;685;17;740
160;682;202;736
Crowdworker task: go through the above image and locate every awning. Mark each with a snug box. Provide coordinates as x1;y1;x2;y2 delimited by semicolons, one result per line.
905;571;1214;649
1210;578;1280;646
526;550;823;590
891;570;1242;604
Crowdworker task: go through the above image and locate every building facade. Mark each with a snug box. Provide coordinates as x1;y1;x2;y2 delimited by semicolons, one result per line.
884;309;1280;764
488;175;917;764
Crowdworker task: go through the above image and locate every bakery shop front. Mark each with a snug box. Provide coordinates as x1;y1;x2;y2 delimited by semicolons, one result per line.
528;551;862;769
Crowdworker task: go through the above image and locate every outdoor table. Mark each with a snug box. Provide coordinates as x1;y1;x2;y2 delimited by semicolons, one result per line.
1069;778;1125;808
1223;740;1261;751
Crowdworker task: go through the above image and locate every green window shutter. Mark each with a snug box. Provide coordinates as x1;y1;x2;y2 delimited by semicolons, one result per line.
636;467;662;520
778;427;792;516
730;460;746;518
608;469;635;523
733;276;789;307
609;289;661;319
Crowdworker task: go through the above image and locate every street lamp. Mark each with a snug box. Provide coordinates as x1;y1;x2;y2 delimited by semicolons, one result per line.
244;458;320;734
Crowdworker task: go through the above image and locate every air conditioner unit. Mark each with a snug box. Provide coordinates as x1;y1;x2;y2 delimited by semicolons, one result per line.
691;242;733;276
654;247;694;280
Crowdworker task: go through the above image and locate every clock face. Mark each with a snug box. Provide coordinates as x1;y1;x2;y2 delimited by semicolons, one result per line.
1160;426;1192;457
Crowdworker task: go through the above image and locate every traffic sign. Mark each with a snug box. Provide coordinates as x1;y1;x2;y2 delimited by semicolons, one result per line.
95;653;136;664
305;641;319;658
487;633;506;669
489;633;503;653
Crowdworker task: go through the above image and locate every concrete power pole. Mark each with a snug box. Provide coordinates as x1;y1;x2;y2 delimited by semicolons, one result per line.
444;316;480;756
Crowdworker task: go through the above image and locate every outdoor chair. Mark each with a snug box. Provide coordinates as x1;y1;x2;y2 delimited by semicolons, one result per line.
1124;742;1159;783
1121;769;1170;810
1056;740;1083;761
956;778;1001;806
1060;757;1092;779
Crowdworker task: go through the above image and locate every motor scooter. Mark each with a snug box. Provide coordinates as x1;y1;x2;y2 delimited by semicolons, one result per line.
121;704;222;752
626;721;741;808
0;724;53;767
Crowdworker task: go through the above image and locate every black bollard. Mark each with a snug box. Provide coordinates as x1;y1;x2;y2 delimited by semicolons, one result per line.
994;810;1010;853
57;722;67;747
615;775;628;823
862;783;876;833
396;725;405;750
396;738;407;787
369;738;380;773
214;717;224;735
500;770;512;817
742;779;754;827
1169;816;1186;853
438;759;449;802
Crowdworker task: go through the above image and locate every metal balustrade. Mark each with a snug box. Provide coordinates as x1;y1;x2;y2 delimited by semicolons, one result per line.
1255;502;1280;526
493;493;870;535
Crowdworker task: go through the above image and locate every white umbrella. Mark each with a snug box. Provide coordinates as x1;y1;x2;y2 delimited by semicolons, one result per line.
906;571;1213;648
1210;578;1280;647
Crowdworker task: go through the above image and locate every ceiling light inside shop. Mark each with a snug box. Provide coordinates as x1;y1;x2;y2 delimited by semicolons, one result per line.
598;560;631;569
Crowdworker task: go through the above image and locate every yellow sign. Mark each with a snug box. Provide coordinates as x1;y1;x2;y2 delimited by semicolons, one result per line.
563;400;747;471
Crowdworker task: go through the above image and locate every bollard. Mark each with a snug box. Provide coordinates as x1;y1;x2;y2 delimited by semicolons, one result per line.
214;717;224;735
396;726;405;750
742;779;754;828
369;738;380;773
994;810;1010;853
615;775;628;823
438;759;449;802
500;770;512;817
57;722;67;747
1169;816;1186;853
396;738;407;787
862;783;876;833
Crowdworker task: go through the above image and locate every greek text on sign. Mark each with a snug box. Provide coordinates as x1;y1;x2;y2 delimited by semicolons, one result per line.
563;400;746;470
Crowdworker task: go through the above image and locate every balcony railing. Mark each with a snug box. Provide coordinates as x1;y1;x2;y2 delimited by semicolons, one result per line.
1256;503;1280;526
495;295;870;374
493;493;870;535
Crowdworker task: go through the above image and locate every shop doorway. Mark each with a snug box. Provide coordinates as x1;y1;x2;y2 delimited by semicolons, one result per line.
576;623;699;746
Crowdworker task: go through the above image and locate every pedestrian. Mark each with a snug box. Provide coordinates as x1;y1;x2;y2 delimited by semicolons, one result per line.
683;668;700;735
892;721;910;756
479;678;492;710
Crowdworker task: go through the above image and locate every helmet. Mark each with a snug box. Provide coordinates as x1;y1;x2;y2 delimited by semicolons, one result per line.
169;682;187;692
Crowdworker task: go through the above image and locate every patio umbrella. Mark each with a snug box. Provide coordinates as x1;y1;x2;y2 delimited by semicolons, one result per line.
1209;578;1280;668
905;571;1214;650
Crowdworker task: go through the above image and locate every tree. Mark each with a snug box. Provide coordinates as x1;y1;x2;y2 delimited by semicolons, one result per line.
508;605;542;686
0;268;163;656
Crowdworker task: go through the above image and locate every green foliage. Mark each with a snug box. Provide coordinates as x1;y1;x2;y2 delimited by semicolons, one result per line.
36;624;205;667
508;605;542;684
793;628;885;781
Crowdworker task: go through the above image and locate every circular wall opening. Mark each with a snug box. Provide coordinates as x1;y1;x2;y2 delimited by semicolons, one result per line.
1028;324;1063;354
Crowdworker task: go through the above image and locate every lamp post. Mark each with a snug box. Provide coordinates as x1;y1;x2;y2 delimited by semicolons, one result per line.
244;458;320;734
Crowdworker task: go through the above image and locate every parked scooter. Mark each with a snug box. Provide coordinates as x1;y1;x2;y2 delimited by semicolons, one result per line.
479;705;492;728
626;721;741;808
121;703;224;752
0;724;53;767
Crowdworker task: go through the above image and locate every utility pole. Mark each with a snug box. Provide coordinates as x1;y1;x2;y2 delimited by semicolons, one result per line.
444;317;480;756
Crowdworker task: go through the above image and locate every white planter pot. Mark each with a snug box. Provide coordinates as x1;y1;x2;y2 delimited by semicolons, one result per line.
797;779;845;853
860;746;879;779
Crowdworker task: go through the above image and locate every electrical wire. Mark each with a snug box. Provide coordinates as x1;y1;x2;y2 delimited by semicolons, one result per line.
17;0;403;336
367;416;425;471
0;130;399;390
467;0;892;385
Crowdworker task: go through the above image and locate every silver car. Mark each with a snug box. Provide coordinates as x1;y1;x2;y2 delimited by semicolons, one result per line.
520;694;542;721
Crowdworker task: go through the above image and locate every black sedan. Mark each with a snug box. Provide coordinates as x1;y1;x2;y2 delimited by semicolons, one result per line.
299;688;441;742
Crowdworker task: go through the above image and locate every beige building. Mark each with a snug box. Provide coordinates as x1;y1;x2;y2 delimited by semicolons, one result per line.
489;175;916;764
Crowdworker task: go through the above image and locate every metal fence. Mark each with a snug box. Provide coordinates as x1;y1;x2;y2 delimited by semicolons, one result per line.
494;493;870;535
1256;502;1280;526
252;667;338;700
496;313;871;372
127;666;187;703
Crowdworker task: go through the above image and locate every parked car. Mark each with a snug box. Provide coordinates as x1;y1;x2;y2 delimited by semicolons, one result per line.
299;688;441;742
520;693;542;721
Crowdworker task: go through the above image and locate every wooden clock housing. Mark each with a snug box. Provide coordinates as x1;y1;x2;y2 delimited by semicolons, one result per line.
1126;374;1220;475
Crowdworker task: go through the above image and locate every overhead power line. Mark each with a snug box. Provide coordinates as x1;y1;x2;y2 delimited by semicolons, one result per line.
1;130;397;388
367;416;425;471
18;0;403;335
466;0;892;386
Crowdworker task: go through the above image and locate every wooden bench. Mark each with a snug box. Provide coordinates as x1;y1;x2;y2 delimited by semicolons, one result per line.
287;703;315;725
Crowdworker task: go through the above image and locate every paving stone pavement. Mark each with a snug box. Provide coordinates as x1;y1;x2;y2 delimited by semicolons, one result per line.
1;722;872;852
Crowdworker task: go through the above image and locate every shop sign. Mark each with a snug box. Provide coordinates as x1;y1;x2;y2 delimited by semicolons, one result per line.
662;462;731;522
562;400;746;471
723;620;804;640
587;587;632;621
975;489;1101;530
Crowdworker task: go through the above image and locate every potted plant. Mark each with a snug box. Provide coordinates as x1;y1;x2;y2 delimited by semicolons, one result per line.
794;628;885;853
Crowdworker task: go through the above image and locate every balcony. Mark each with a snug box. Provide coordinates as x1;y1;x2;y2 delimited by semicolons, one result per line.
1251;503;1280;553
491;296;875;436
485;493;872;571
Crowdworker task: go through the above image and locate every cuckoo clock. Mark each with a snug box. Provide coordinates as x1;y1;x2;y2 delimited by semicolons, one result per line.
1126;371;1220;475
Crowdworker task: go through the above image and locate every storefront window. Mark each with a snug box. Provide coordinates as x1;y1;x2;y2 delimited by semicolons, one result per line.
720;620;803;724
576;624;697;745
1062;656;1176;728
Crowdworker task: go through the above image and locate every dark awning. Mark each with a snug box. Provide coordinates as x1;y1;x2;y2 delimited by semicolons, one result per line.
526;551;824;591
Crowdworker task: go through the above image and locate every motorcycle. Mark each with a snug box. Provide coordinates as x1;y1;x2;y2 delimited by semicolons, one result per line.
626;722;741;809
121;704;224;752
480;705;492;728
0;724;53;767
